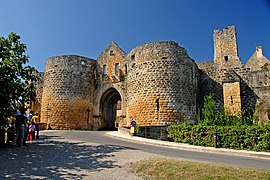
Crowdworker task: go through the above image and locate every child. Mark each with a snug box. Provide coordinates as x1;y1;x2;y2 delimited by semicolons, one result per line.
27;121;36;141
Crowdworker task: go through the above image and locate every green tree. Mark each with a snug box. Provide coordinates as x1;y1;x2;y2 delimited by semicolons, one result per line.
200;95;219;125
200;95;254;126
0;32;37;130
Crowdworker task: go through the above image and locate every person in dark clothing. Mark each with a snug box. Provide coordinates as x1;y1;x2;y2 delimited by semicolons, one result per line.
13;107;27;148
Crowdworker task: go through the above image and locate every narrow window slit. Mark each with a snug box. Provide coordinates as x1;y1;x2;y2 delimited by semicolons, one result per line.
156;99;160;112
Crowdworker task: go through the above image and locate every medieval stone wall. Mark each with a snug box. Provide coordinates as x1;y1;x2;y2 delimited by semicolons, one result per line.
233;68;270;121
196;61;214;70
223;81;241;116
197;63;269;120
197;65;257;115
93;42;128;129
33;71;44;115
96;42;127;83
36;25;269;130
197;69;224;112
41;55;97;130
126;41;198;126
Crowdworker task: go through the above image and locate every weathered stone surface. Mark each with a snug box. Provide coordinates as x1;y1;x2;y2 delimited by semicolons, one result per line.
223;82;241;116
214;26;242;69
41;55;96;130
126;42;198;125
245;46;270;71
33;25;270;130
32;71;44;115
95;42;127;129
198;26;270;121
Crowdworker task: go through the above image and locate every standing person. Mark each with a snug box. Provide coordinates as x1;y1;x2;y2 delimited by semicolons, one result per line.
23;111;31;146
13;107;27;148
32;113;40;139
27;121;36;141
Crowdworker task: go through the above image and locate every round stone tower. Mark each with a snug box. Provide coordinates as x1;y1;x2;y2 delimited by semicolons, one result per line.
41;55;97;130
126;41;198;126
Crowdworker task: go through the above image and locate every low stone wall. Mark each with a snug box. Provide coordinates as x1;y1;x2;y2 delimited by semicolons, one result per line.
135;126;169;141
118;127;132;137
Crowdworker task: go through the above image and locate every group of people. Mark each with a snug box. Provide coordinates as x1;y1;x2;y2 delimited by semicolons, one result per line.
12;107;40;148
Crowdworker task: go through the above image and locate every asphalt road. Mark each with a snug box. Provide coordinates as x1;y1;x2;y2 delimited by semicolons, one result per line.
56;130;270;170
2;130;270;179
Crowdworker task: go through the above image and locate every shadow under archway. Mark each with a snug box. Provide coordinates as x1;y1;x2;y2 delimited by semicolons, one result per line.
99;88;121;130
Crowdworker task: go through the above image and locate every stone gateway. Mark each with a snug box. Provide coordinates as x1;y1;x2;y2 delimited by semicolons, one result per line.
34;26;269;130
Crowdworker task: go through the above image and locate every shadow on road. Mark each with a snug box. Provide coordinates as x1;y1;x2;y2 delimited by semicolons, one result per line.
0;134;136;179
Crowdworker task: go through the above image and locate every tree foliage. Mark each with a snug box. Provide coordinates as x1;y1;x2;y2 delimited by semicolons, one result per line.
200;95;254;126
200;95;220;125
0;32;37;129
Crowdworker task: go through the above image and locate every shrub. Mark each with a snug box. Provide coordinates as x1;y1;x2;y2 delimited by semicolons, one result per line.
167;124;270;151
199;95;256;126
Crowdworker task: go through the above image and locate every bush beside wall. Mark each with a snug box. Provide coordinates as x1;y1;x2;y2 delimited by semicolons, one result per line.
167;124;270;152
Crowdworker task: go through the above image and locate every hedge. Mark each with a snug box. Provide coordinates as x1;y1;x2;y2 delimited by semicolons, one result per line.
167;124;270;152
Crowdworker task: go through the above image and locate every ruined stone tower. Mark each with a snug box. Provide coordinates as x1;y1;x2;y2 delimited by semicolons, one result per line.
214;26;242;69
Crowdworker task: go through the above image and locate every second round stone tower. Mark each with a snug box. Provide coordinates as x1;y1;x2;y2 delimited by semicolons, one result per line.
41;55;97;130
126;41;198;125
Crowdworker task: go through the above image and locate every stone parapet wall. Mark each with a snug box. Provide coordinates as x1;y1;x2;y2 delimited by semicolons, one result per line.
196;61;215;71
128;41;193;65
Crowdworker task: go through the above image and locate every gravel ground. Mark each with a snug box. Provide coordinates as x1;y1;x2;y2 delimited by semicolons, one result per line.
0;131;162;180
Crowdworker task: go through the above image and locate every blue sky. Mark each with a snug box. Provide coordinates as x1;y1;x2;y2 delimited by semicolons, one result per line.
1;0;270;72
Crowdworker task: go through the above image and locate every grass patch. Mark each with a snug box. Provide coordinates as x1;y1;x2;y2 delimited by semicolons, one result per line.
130;158;270;180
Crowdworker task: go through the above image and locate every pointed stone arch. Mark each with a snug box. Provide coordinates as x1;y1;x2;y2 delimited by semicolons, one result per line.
99;88;121;130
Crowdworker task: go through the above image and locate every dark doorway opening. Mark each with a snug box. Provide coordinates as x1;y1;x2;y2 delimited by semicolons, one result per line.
100;88;121;130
